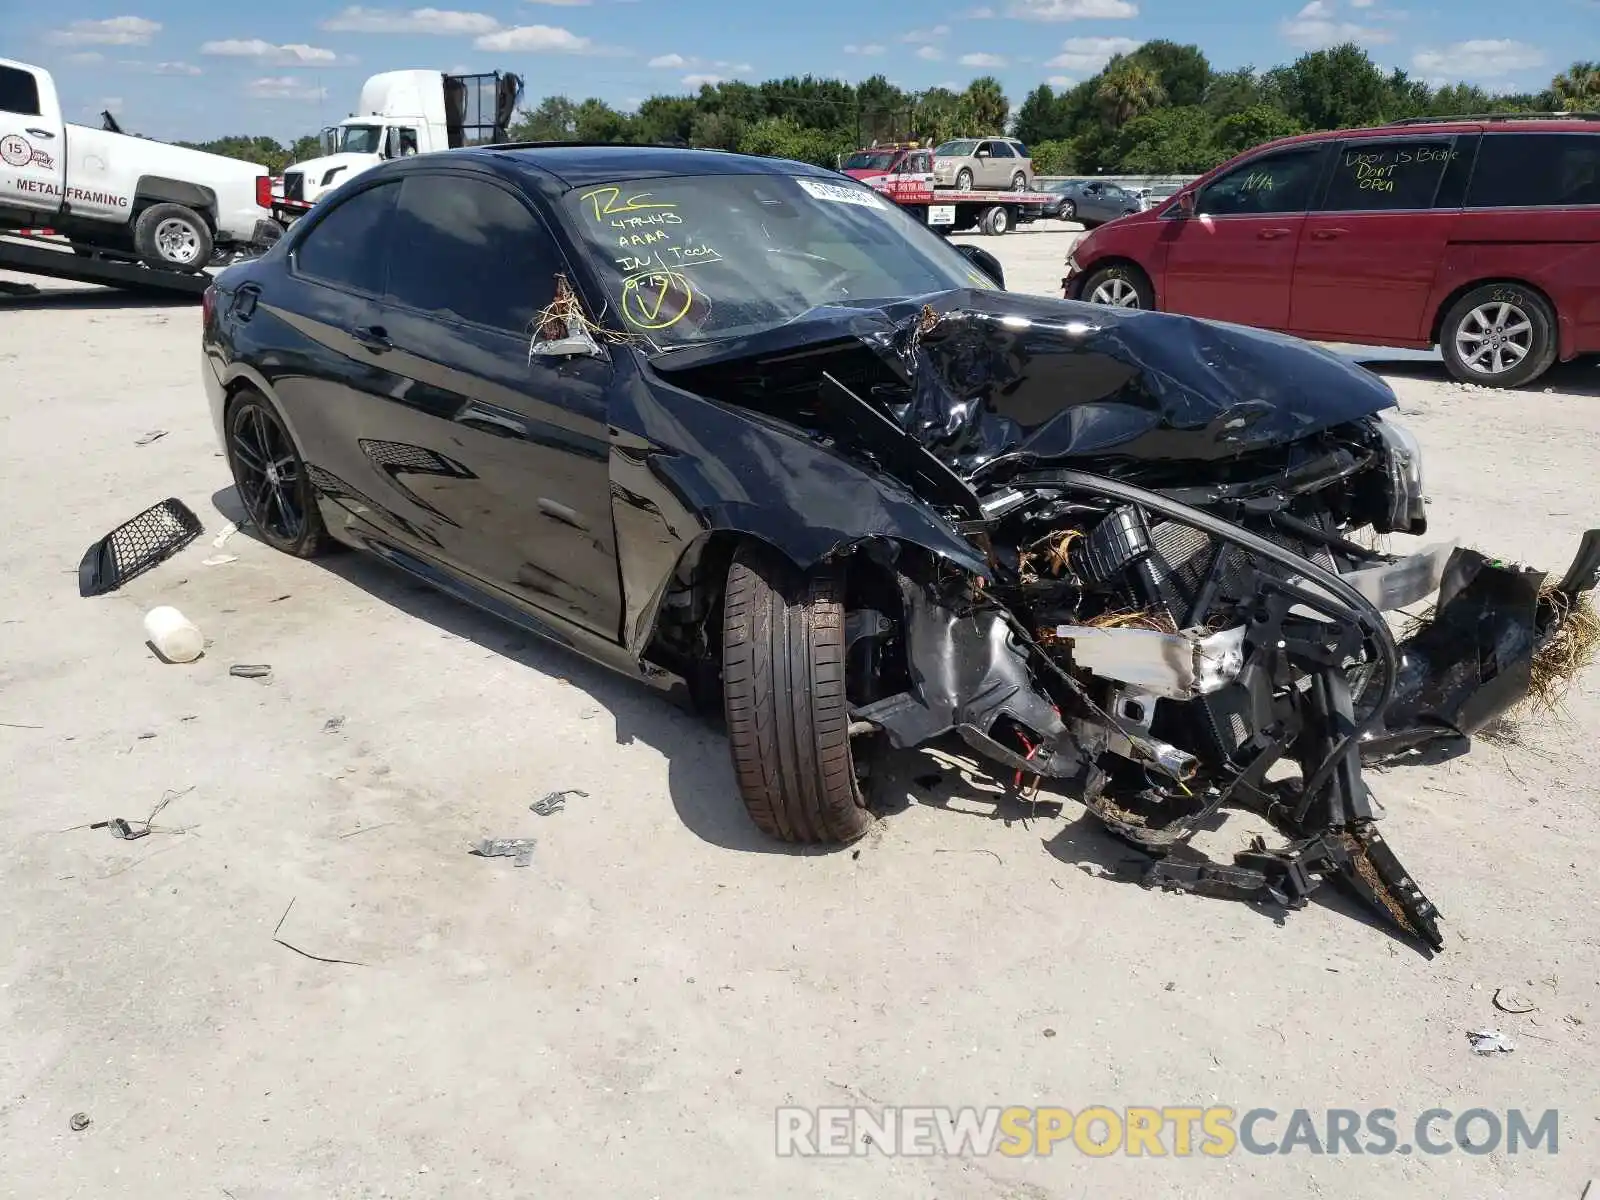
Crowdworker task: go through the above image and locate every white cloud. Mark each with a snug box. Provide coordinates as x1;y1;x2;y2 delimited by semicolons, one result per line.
1045;35;1139;71
648;52;687;67
245;76;329;101
1047;74;1074;86
1349;0;1376;6
1412;38;1545;81
960;52;1008;66
65;51;105;64
201;39;340;65
527;0;591;4
844;43;885;55
901;25;950;42
1280;0;1392;47
122;59;205;74
474;24;592;51
916;45;944;61
1006;0;1137;19
320;6;499;33
965;5;997;14
683;73;722;87
652;54;750;72
45;16;161;46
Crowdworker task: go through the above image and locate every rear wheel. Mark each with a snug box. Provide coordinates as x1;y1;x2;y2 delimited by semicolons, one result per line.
1081;263;1154;309
1439;283;1558;388
981;205;1011;235
132;203;213;273
1010;171;1027;191
721;545;873;845
225;389;336;558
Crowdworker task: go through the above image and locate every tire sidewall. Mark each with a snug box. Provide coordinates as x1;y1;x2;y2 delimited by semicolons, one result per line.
135;203;213;272
956;169;973;190
1441;283;1557;388
1082;264;1152;309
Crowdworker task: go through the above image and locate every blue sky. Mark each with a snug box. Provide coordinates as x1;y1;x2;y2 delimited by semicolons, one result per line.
13;0;1595;143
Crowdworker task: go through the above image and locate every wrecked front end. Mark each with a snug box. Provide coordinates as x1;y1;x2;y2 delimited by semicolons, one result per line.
655;291;1600;953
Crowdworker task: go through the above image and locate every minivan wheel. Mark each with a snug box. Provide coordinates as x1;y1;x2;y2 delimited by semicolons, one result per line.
1440;284;1558;388
721;544;874;845
1081;264;1154;309
225;389;336;558
1010;171;1027;191
956;168;974;191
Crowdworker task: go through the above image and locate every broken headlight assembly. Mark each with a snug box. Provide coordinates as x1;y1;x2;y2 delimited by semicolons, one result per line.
1369;412;1427;536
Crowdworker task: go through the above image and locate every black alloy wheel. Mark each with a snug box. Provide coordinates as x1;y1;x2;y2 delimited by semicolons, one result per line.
226;390;334;558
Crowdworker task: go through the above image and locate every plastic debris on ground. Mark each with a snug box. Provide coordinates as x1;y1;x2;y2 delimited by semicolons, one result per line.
531;789;587;815
1466;1028;1517;1055
78;497;203;598
472;838;537;866
230;664;272;679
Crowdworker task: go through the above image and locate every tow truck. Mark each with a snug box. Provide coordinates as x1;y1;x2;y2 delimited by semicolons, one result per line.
865;175;1057;235
0;228;235;298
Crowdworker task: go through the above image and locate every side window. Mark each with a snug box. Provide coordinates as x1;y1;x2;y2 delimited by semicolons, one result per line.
0;66;42;116
1197;147;1325;217
1467;133;1600;209
293;180;399;295
384;174;561;334
1013;142;1029;159
990;141;1015;158
1320;139;1456;211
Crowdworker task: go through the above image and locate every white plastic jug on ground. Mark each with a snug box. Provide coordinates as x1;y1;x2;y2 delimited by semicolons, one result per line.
144;605;204;663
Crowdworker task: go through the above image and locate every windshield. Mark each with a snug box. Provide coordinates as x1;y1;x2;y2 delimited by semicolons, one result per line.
841;151;896;171
935;140;978;157
563;173;996;350
336;124;384;155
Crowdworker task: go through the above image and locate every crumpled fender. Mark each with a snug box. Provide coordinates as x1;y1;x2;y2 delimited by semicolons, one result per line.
607;368;987;658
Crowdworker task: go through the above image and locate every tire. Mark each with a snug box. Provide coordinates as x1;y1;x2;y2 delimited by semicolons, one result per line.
981;205;1011;236
132;202;213;273
1010;171;1027;191
955;168;974;191
1080;263;1154;309
224;388;336;558
1438;283;1558;388
721;544;873;845
1061;199;1077;221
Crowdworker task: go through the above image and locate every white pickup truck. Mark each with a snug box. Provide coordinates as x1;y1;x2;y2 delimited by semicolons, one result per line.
274;68;521;223
0;57;279;273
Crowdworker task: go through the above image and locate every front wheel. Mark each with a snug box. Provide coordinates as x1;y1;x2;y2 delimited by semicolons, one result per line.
132;203;214;273
721;545;873;845
1439;284;1558;388
1080;263;1153;309
955;168;974;191
1061;199;1077;220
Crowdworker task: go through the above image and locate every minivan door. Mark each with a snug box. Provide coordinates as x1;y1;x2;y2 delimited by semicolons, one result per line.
0;63;66;215
1160;143;1328;329
1289;134;1472;343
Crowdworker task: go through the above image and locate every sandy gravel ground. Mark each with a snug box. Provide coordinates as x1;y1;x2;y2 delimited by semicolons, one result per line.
3;229;1599;1200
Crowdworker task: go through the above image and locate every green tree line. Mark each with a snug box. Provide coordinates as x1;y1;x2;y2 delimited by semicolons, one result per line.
181;49;1599;177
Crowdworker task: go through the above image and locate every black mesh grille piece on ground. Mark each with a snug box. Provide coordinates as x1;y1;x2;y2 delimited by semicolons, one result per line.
78;498;203;597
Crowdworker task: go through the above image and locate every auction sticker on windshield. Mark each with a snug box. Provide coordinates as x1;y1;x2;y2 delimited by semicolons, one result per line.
796;179;887;208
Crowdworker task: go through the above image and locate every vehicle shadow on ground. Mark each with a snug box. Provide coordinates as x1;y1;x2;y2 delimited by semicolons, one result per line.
209;486;1004;857
0;284;195;310
1359;355;1600;397
1041;809;1437;957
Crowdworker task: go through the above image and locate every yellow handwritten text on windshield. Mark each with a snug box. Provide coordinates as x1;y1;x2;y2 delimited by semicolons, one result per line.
621;269;696;330
579;186;678;221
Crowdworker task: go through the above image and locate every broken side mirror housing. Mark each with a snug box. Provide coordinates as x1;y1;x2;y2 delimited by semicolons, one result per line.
956;244;1006;290
529;320;606;361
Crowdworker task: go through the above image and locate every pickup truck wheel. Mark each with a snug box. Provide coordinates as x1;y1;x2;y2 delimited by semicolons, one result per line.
722;545;874;845
955;168;974;191
1439;284;1558;388
224;389;336;558
132;203;213;273
1081;264;1154;309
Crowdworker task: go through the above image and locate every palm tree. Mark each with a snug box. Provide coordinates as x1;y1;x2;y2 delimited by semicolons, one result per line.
1096;59;1167;130
1551;61;1600;111
960;76;1009;134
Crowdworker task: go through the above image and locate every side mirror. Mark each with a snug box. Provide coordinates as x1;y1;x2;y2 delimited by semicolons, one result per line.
956;243;1005;290
975;150;990;159
529;319;605;360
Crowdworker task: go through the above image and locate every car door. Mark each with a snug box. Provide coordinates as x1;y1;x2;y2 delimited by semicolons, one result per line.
1289;134;1471;342
987;138;1017;188
372;169;623;639
1078;181;1110;223
973;140;999;188
1159;143;1329;330
0;63;66;214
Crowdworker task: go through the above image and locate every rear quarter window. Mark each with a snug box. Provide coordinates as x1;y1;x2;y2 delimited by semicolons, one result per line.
292;180;399;295
1466;133;1600;208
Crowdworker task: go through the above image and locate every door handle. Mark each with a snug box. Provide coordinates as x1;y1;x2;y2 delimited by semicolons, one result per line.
351;324;391;352
25;127;56;139
1257;228;1292;240
1311;228;1348;240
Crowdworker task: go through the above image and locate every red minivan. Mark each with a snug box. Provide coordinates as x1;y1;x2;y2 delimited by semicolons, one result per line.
1062;115;1600;388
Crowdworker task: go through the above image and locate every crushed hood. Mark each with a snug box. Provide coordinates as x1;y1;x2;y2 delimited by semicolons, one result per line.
651;289;1398;481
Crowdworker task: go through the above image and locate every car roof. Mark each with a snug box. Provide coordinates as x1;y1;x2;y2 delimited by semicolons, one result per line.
1245;115;1600;157
366;142;842;195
